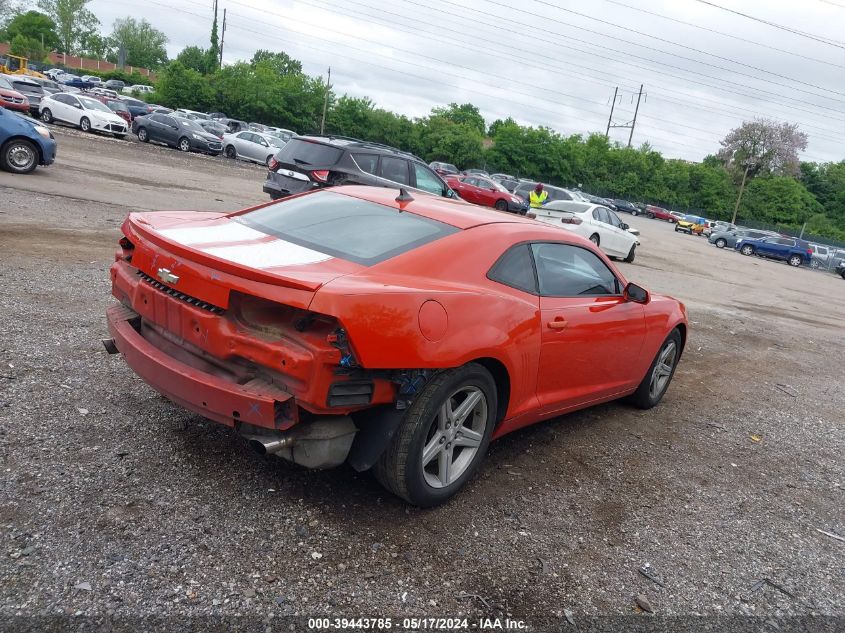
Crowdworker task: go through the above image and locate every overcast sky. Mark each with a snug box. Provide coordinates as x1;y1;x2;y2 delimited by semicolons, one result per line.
91;0;845;163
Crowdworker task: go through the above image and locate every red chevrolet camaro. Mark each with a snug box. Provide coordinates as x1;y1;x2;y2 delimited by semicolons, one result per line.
106;186;688;506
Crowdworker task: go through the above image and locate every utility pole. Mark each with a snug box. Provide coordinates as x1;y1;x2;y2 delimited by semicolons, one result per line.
219;8;227;68
320;66;331;135
605;86;618;139
731;161;752;225
628;83;643;148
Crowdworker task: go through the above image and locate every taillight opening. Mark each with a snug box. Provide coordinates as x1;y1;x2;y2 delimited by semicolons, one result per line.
118;236;135;261
311;170;330;183
268;157;280;171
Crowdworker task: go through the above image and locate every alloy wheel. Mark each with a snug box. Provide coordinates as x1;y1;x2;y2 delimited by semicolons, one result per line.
789;255;802;267
648;340;677;400
421;386;488;489
80;117;90;132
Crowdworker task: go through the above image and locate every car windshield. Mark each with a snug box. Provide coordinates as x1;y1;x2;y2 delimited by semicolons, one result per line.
13;81;42;94
107;101;128;113
177;118;205;132
483;179;508;193
78;97;111;112
0;76;12;89
237;191;459;266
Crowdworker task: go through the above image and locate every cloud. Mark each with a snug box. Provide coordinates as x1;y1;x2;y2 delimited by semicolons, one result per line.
89;0;845;162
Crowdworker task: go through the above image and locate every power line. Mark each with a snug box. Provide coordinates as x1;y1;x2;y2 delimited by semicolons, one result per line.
690;0;845;49
604;0;845;70
489;0;845;102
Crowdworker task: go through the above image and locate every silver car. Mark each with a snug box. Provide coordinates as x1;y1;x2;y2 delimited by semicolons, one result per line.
223;131;284;166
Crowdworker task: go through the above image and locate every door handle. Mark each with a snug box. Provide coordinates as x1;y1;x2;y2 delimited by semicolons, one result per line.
547;319;568;330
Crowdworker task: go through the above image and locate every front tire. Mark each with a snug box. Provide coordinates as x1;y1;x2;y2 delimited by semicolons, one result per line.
137;127;149;142
40;109;53;124
740;244;754;256
374;363;496;507
624;244;636;263
715;238;727;249
225;145;236;159
494;199;508;211
1;139;39;174
629;329;682;409
80;117;91;132
810;259;820;270
178;137;191;152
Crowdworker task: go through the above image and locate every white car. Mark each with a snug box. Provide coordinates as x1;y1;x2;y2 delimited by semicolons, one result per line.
122;84;154;95
222;130;285;166
39;93;129;137
88;87;119;98
81;75;103;86
175;108;210;121
534;200;640;262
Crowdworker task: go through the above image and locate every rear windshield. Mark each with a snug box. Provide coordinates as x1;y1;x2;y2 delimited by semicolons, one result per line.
236;191;459;266
275;138;343;167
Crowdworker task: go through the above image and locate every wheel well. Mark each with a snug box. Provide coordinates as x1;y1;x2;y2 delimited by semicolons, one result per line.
473;357;510;424
1;136;42;163
674;323;687;354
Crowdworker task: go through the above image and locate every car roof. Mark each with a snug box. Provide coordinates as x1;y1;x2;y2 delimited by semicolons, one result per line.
331;185;537;230
297;135;424;162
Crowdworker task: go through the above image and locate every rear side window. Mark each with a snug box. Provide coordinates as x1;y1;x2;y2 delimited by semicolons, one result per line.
351;153;378;175
413;163;446;196
237;191;459;266
488;244;537;294
275;139;343;166
378;156;410;185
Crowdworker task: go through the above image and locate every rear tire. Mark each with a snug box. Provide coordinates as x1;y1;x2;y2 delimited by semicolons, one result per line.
374;363;496;507
80;117;91;132
715;238;727;249
646;212;654;219
629;329;682;409
225;145;236;159
624;244;636;263
810;259;820;269
788;254;803;267
40;109;53;124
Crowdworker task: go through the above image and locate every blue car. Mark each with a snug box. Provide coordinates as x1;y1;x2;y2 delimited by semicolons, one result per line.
62;77;95;90
0;107;57;174
735;235;813;267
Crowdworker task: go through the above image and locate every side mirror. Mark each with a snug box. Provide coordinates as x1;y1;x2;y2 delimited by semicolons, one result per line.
620;223;629;230
624;282;649;304
489;187;496;191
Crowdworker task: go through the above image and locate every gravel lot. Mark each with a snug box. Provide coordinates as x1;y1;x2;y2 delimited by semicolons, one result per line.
1;128;843;630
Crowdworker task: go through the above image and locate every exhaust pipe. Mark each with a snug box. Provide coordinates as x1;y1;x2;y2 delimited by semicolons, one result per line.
102;338;119;354
247;435;295;456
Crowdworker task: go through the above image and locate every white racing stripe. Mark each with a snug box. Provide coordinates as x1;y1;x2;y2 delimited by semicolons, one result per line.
158;222;269;245
202;239;332;269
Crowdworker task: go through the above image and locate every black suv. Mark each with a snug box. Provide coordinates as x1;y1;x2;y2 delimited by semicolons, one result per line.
263;136;457;200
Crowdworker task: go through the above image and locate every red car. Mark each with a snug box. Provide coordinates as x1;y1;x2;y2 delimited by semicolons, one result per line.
91;95;132;125
105;186;688;506
445;174;527;213
0;76;30;114
645;205;677;222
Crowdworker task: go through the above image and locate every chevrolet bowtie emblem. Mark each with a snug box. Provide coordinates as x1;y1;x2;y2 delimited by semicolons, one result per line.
156;268;180;284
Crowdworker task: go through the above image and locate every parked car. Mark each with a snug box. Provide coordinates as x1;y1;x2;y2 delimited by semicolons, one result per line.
248;122;269;132
513;182;581;204
3;75;43;115
496;178;520;193
61;76;95;90
133;113;223;154
444;173;527;213
80;75;102;85
44;68;64;80
91;95;132;126
221;118;248;134
208;111;228;119
120;96;153;120
266;127;296;143
490;173;515;181
104;79;125;92
196;118;227;138
223;130;283;165
644;205;677;222
122;84;154;95
463;168;489;177
27;76;64;95
176;108;210;121
836;260;845;279
612;199;639;215
0;75;30;114
104;185;688;505
533;200;640;262
581;192;617;211
264;136;457;200
429;161;459;176
809;243;834;270
709;228;773;249
40;92;128;137
88;87;119;99
735;236;813;267
675;215;707;235
0;106;56;174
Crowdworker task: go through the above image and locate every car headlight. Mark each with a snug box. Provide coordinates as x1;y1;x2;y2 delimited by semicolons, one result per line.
33;125;51;139
191;133;204;140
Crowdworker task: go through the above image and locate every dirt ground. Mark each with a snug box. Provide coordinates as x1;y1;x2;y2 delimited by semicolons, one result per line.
0;128;843;631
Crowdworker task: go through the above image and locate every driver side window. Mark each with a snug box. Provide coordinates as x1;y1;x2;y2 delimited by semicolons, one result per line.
413;163;446;196
531;243;620;297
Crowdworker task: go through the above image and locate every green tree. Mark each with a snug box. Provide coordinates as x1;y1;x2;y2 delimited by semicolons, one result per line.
430;103;485;135
9;33;50;61
154;61;214;110
78;30;110;59
250;50;303;75
36;0;98;55
739;176;822;225
207;5;219;72
176;45;210;74
5;10;59;50
108;17;168;68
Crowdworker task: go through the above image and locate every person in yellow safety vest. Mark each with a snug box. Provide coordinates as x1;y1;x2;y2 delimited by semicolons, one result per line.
529;183;549;208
